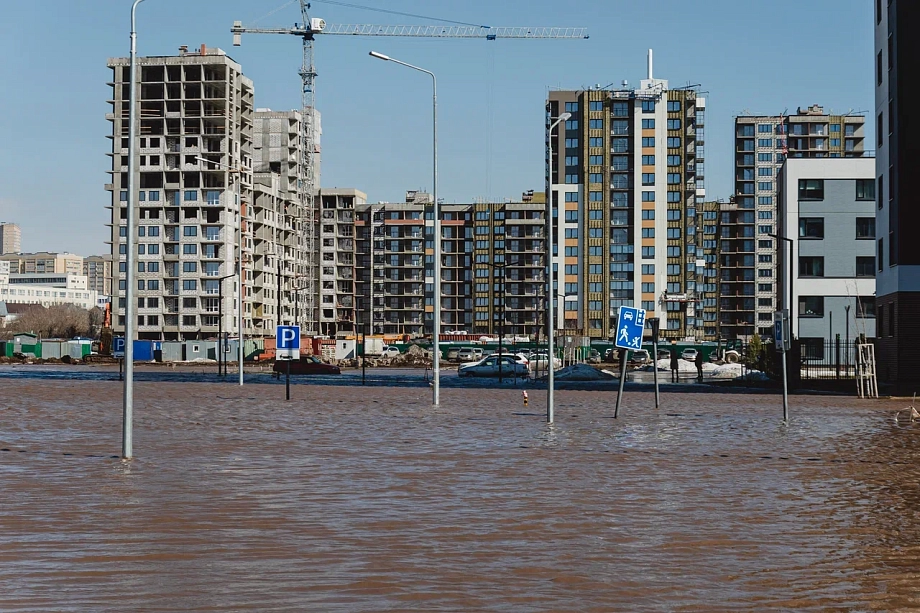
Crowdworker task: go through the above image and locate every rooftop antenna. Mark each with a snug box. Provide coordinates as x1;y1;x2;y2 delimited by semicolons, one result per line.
647;48;653;80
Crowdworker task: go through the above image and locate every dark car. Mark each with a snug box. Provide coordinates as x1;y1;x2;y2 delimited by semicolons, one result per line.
273;355;341;375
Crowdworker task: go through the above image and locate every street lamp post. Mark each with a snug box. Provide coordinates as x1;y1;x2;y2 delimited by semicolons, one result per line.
216;273;235;376
545;111;571;424
196;156;244;386
122;0;146;459
369;51;440;405
769;233;794;339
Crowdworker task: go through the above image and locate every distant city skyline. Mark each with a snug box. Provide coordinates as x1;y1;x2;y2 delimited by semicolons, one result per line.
0;0;874;255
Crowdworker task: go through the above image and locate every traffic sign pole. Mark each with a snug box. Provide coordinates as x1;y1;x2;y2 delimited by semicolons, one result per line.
775;310;790;422
286;357;291;401
649;317;660;409
614;349;628;418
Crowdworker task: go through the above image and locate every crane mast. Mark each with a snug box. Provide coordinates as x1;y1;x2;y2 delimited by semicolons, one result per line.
232;3;587;336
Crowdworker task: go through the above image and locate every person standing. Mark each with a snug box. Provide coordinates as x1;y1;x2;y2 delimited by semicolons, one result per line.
695;350;704;382
670;348;680;383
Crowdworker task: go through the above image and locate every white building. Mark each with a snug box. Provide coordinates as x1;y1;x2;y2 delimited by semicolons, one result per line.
0;262;99;310
777;158;876;355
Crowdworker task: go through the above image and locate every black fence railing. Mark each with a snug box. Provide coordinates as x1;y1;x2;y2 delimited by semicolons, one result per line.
799;339;862;380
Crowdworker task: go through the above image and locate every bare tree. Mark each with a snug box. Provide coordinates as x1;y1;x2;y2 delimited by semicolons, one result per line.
2;305;94;339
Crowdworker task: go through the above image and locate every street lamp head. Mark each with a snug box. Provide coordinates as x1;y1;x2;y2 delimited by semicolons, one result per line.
558;112;572;121
369;51;390;61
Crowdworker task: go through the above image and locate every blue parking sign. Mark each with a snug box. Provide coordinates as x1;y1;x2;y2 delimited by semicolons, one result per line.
113;337;125;358
614;306;646;350
276;325;300;360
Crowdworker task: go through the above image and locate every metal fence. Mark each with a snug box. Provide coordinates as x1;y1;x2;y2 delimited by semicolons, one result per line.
799;339;862;380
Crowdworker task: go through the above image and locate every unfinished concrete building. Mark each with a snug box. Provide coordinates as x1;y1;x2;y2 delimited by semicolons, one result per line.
106;45;255;340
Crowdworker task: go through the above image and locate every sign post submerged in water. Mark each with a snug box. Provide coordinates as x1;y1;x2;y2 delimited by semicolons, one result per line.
277;326;300;401
613;306;646;418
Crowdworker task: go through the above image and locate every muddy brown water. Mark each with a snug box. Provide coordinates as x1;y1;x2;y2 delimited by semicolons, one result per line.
1;381;919;611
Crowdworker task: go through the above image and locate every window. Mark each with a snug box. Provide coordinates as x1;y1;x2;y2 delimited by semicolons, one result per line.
758;269;773;278
183;226;198;236
758;153;773;162
589;155;603;165
564;246;578;257
667;155;681;166
856;217;875;239
758;167;773;176
589;191;603;202
856;179;875;201
588;264;602;274
147;226;160;237
642;209;655;220
758;211;773;220
758;283;772;292
758;124;773;133
798;179;824;200
758;182;773;191
589;209;603;220
758;239;773;249
642;155;655;165
856;257;875;277
642;191;655;202
667;210;681;221
857;296;875;319
799;296;824;317
758;225;773;234
667;119;681;130
567;138;581;148
758;196;773;205
642;119;655;129
758;254;772;263
588;173;603;183
564;210;578;223
182;279;197;291
642;173;655;186
182;262;198;273
588;101;603;111
799;217;824;239
667;228;681;239
641;264;655;275
667;192;680;203
641;282;655;293
667;100;681;112
641;137;655;147
183;244;197;255
641;100;655;113
878;237;884;271
877;112;883;147
642;228;655;238
565;174;579;184
667;137;681;148
641;246;655;258
799;256;824;277
565;120;578;130
565;102;579;113
184;190;197;201
758;139;773;147
565;156;579;166
148;262;160;272
667;173;681;184
589;119;604;129
148;279;159;290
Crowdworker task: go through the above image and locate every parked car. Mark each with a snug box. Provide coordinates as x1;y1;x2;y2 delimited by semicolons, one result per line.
604;348;619;363
458;355;529;378
457;348;483;362
273;355;341;375
629;349;651;366
681;348;699;361
586;349;601;364
381;345;400;357
492;350;530;367
446;347;462;362
657;349;672;360
529;353;562;371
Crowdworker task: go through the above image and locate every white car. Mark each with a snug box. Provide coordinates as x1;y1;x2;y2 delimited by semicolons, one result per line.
681;348;699;361
529;353;562;371
459;355;529;378
381;345;400;357
457;348;483;362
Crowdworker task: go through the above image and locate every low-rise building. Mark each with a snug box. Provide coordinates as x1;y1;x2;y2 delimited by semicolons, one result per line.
84;255;114;297
0;252;83;275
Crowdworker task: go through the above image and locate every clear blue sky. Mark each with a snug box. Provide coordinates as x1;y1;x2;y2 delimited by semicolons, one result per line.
0;0;874;256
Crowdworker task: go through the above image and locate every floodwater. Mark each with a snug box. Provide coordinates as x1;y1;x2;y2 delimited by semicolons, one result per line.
1;380;919;611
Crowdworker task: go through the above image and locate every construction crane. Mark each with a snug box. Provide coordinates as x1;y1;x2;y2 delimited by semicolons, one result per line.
231;2;588;335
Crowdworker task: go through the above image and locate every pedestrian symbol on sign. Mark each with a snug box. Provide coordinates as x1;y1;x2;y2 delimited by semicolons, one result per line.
614;306;647;351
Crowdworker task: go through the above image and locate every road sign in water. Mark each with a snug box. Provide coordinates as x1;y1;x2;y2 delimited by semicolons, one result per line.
113;337;125;359
276;325;300;360
614;306;647;351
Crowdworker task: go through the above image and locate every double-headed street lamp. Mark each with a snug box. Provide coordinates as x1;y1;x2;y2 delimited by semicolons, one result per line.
545;111;571;424
196;156;245;386
216;273;235;376
369;51;441;406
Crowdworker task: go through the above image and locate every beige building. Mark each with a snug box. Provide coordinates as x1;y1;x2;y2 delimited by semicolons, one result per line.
0;223;21;255
83;255;114;297
0;252;84;275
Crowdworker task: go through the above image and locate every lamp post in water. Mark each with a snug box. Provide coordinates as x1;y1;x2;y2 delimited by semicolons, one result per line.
545;111;571;424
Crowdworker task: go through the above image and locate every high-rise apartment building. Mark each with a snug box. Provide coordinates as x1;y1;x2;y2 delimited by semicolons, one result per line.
355;191;545;339
0;223;21;255
875;0;918;392
84;255;114;297
106;45;255;340
729;106;865;340
317;188;367;336
547;52;706;340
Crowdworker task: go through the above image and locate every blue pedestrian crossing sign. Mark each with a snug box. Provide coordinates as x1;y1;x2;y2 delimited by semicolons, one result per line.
276;325;300;360
113;337;125;359
614;306;647;350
